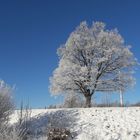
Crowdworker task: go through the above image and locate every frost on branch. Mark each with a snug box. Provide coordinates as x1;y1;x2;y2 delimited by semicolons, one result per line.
50;21;138;107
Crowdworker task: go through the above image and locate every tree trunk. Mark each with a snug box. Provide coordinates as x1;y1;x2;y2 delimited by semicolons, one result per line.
85;95;92;108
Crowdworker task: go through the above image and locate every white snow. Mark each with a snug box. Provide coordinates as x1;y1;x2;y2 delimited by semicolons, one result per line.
10;107;140;140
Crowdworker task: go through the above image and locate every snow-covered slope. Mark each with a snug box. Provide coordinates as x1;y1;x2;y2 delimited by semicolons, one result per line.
10;107;140;140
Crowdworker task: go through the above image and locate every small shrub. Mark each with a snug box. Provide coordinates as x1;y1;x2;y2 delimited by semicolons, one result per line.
47;128;72;140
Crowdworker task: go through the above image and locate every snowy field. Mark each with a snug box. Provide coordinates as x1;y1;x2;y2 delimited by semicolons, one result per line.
10;107;140;140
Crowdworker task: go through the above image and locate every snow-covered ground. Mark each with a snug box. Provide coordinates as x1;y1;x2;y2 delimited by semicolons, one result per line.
10;107;140;140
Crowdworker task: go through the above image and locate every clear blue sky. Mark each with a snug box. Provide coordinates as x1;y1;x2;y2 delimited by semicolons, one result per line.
0;0;140;108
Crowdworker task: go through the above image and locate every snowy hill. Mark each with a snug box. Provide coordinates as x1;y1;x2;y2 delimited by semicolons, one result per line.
10;107;140;140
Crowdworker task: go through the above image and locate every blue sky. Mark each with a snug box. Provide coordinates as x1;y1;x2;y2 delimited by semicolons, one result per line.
0;0;140;108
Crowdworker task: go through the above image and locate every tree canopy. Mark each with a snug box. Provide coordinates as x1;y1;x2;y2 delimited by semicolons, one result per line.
50;21;137;107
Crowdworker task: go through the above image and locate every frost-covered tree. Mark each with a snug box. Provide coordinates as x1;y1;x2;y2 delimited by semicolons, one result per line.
0;80;14;124
0;80;15;139
63;92;83;108
50;21;137;107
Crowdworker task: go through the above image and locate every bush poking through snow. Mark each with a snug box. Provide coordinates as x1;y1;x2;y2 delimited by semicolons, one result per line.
19;109;78;139
0;124;28;140
15;102;32;140
47;128;72;140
